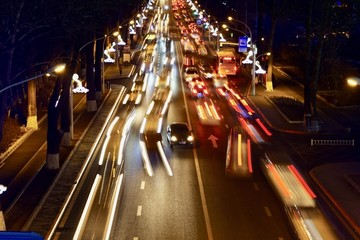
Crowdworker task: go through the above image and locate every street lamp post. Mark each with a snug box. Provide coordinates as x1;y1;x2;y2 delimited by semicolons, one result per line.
0;63;66;130
227;17;256;96
65;35;106;142
0;64;66;95
112;31;120;67
207;15;220;51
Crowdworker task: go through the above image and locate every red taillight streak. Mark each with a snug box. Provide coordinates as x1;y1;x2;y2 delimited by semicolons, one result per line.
247;139;253;173
288;165;317;199
268;164;291;198
255;118;272;136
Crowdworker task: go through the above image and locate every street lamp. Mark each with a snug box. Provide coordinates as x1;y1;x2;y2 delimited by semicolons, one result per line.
227;16;256;96
347;77;360;87
112;31;119;65
0;63;66;95
207;15;220;51
0;63;65;130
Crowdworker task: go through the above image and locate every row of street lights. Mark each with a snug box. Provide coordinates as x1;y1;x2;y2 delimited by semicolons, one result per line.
0;64;66;95
202;14;258;95
193;1;261;96
0;1;153;229
223;16;257;96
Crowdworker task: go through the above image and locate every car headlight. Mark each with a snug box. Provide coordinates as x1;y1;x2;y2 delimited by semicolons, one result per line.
171;136;177;142
187;135;194;142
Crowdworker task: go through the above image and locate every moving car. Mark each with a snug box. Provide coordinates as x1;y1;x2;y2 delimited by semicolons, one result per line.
198;61;215;80
183;66;199;82
122;81;145;105
188;77;208;99
183;55;195;68
166;122;194;148
213;74;228;88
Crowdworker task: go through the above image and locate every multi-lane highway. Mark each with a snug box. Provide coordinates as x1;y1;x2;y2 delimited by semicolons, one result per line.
41;0;342;239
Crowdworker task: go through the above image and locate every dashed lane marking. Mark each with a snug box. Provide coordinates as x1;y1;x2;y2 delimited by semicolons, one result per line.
140;181;145;190
137;206;142;216
264;206;272;217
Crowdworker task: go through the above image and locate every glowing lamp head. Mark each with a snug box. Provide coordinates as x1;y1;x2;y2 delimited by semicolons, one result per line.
347;77;360;87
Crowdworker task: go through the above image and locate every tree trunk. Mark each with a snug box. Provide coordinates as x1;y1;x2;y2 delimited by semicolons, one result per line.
0;45;15;142
61;54;78;146
86;41;97;112
265;0;281;91
303;0;313;129
312;1;331;127
95;37;104;100
26;79;38;130
0;2;23;142
46;76;63;170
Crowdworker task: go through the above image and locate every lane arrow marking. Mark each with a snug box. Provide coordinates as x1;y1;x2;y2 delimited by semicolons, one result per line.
208;135;219;148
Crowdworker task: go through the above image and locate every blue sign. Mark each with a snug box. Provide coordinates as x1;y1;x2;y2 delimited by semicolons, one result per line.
238;36;248;53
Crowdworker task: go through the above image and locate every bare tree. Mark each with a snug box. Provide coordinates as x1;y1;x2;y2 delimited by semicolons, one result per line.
266;0;287;91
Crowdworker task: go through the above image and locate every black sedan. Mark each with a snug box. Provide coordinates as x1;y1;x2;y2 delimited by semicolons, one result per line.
166;122;194;148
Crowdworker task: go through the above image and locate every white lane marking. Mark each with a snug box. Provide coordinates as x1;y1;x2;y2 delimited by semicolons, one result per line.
176;41;213;239
253;182;259;191
192;149;213;239
264;206;272;217
140;181;146;190
208;135;219;148
137;206;142;216
157;141;173;176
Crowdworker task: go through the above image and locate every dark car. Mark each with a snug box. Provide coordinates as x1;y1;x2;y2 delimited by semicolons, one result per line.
166;122;194;148
198;61;215;80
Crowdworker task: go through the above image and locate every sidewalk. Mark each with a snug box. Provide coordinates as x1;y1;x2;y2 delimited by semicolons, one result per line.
104;62;136;81
245;66;349;135
0;60;136;232
244;66;360;238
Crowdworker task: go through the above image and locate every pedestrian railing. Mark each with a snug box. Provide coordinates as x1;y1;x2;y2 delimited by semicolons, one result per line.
310;139;355;146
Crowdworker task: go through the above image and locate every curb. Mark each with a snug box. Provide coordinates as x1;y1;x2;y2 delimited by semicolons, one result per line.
0;115;47;164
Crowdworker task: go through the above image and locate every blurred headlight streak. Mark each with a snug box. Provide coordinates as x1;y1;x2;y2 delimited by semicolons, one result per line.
225;127;252;178
73;174;102;240
118;111;135;165
140;118;147;134
135;94;142;105
161;90;172;115
146;101;155;115
122;94;130;105
142;73;149;92
157;117;163;133
103;174;124;240
98;117;119;165
157;141;173;176
140;140;153;176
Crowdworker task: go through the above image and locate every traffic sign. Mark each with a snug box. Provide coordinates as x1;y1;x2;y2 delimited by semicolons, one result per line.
238;36;248;53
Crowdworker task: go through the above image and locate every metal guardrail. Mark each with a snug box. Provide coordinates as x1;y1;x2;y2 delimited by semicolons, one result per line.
311;139;355;146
